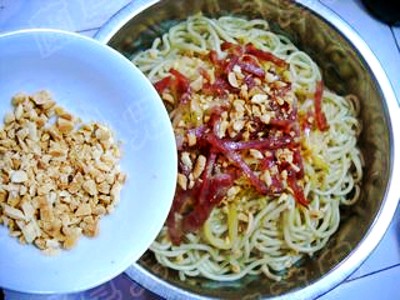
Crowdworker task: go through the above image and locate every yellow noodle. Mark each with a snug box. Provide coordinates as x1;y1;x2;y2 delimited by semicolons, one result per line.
133;15;362;282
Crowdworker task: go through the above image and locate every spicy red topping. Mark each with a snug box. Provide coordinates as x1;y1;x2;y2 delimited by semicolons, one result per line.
154;42;319;244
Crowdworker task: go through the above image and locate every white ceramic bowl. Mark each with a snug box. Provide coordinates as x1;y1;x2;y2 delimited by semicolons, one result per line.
0;29;177;294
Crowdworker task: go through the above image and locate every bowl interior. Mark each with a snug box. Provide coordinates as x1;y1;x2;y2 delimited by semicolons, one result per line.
105;0;391;298
0;29;177;294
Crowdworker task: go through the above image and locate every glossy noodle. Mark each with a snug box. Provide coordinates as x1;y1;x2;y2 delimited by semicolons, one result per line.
132;15;362;282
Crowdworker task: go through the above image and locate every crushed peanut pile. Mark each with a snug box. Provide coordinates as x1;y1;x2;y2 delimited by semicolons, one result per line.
0;91;126;254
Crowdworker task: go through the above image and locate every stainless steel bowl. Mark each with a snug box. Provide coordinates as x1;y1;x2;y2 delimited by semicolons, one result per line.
96;0;400;298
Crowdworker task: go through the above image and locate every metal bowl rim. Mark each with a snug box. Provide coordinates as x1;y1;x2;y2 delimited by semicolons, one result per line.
95;1;400;299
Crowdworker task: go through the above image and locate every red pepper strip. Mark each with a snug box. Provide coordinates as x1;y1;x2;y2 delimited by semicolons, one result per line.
202;77;231;96
300;111;314;131
170;68;191;103
197;151;217;205
241;54;260;65
268;119;295;134
221;41;243;55
221;41;235;51
166;186;194;245
292;147;305;178
244;74;257;89
166;215;182;245
225;54;240;73
271;175;284;194
260;153;275;170
154;76;172;94
206;133;269;194
170;69;190;91
208;173;235;203
182;152;217;232
209;50;222;66
182;172;234;232
314;80;329;131
198;67;211;82
222;136;295;151
238;61;266;78
181;202;213;233
167;152;216;244
238;54;266;78
287;169;309;206
245;43;287;68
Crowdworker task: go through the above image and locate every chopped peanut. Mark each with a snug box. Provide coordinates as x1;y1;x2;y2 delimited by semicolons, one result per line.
0;91;126;253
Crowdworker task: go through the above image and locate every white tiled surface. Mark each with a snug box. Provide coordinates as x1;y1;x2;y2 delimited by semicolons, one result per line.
320;0;400;102
1;1;399;299
0;0;131;33
321;264;400;300
393;26;400;52
347;204;400;281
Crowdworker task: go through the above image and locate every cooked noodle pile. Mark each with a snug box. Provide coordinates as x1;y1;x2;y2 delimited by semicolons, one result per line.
132;15;362;282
